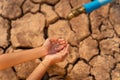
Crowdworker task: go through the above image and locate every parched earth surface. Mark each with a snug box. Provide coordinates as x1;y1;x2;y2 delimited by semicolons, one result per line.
0;0;120;80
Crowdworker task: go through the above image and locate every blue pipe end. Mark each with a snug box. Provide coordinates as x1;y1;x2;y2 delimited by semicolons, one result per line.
83;0;112;13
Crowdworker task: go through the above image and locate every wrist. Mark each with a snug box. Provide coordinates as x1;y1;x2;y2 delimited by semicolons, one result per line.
41;46;48;56
43;56;52;67
44;56;53;65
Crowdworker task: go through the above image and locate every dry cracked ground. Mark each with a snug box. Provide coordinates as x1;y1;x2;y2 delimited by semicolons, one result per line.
0;0;120;80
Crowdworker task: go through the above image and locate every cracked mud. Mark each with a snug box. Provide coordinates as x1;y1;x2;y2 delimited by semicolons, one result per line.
0;0;120;80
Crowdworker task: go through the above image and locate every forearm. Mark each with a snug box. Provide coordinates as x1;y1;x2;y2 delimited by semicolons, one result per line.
0;46;48;70
27;58;51;80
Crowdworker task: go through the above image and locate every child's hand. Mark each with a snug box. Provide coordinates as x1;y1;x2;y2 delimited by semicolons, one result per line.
44;44;69;65
43;38;67;55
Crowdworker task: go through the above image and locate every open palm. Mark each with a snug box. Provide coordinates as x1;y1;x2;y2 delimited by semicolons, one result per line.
45;44;69;64
43;38;67;55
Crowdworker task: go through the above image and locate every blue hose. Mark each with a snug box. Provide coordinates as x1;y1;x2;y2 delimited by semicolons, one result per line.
83;0;113;13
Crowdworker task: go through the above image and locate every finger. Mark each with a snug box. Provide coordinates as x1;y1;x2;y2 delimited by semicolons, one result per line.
60;42;67;46
62;44;69;55
61;46;69;59
56;41;67;49
59;43;67;49
62;49;69;57
45;38;50;42
58;38;65;42
52;39;66;46
43;38;50;45
47;38;55;42
50;38;58;42
60;50;69;61
62;52;68;59
57;48;66;56
50;38;58;44
55;45;65;52
59;40;67;45
59;39;67;43
59;40;66;44
57;44;69;54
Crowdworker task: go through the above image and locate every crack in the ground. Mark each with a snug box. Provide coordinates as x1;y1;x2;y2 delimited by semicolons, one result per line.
0;47;4;50
21;0;27;14
30;0;40;4
108;17;119;37
42;72;49;80
31;0;60;6
0;0;120;80
68;0;73;8
12;67;17;73
72;58;80;66
78;34;92;46
88;54;99;63
67;21;76;33
15;47;33;50
22;0;40;14
89;73;96;80
89;64;97;80
79;58;91;66
4;19;12;52
88;14;93;34
68;43;77;48
0;0;26;20
88;37;101;64
43;27;48;39
0;14;11;21
40;3;60;25
0;17;12;52
64;63;71;79
108;3;120;38
109;62;118;80
49;75;58;78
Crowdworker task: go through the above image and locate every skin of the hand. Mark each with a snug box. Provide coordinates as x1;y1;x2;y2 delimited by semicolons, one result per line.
43;38;67;55
44;44;69;65
26;43;69;80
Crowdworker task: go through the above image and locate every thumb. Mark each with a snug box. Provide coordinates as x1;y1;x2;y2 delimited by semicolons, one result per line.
61;44;69;57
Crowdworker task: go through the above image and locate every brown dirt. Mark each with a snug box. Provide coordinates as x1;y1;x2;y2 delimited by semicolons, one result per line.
0;0;120;80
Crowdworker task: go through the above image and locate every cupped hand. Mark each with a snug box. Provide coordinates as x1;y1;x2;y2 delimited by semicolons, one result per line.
43;38;67;55
44;44;69;65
